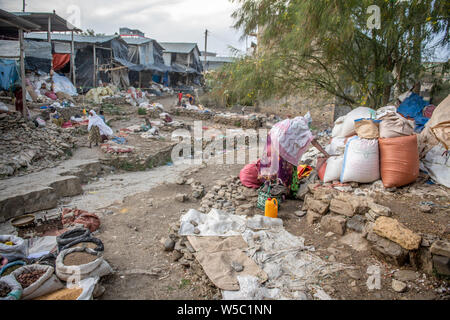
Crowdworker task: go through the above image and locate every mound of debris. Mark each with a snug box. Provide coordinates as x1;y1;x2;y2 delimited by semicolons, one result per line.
0;112;75;178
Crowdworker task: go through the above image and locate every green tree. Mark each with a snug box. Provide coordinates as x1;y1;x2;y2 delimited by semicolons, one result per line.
215;0;449;108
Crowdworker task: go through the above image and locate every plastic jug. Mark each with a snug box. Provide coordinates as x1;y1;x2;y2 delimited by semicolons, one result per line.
265;198;278;218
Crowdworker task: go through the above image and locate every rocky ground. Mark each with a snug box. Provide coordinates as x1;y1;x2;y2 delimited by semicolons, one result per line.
0;94;448;300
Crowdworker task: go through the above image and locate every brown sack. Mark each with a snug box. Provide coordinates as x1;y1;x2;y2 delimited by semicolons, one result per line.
379;135;419;188
379;113;415;138
354;119;380;139
418;94;450;157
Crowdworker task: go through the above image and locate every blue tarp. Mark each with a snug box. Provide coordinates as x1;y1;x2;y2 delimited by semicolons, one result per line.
397;93;430;132
0;59;19;91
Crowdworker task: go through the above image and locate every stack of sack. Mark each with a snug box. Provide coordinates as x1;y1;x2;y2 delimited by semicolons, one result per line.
321;107;379;183
321;104;424;188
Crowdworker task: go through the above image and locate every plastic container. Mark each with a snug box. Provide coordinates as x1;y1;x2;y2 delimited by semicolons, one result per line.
265;198;278;219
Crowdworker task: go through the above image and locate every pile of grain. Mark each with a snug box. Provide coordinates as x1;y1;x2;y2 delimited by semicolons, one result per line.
34;287;82;300
63;251;98;266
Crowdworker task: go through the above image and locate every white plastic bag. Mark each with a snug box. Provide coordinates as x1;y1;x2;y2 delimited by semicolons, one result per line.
11;264;64;300
0;235;27;262
323;156;344;183
421;144;450;188
340;137;380;183
55;247;112;281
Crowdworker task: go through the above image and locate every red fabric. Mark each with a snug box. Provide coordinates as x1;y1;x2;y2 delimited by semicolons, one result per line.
52;53;71;71
45;91;57;100
423;105;436;118
240;161;262;189
317;157;327;181
61;208;100;232
178;93;183;102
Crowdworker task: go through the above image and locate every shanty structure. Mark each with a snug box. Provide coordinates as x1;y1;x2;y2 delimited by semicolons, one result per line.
0;9;41;114
200;51;234;72
119;28;170;88
160;42;203;85
12;12;81;85
26;33;133;90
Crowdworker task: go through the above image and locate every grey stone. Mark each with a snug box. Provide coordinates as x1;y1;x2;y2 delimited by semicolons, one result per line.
368;202;391;217
172;250;183;262
190;220;198;227
164;238;175;251
367;231;409;267
175;193;187;202
231;261;244;272
295;210;306;217
419;204;432;213
394;270;418;282
321;214;347;235
347;215;366;233
430;240;450;258
306;210;321;225
392;279;407;293
433;255;450;276
193;228;200;235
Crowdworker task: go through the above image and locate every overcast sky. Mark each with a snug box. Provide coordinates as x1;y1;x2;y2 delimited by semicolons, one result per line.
0;0;248;56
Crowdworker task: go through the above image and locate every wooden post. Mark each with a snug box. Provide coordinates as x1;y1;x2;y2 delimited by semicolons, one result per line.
138;71;142;89
71;30;76;86
19;29;26;116
93;44;96;87
48;16;53;90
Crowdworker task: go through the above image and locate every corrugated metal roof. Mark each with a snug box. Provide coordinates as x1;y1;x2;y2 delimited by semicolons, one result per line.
0;9;41;32
13;12;81;32
160;42;198;54
121;37;153;45
25;32;118;44
203;56;235;63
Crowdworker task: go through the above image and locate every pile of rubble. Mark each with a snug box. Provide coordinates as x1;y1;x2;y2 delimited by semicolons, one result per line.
213;113;265;129
302;183;450;278
198;176;258;215
0;112;75;178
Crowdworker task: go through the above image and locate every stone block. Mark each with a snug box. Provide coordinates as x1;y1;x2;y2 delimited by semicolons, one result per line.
373;216;421;250
306;210;321;225
430;240;450;258
433;255;450;276
367;231;409;267
321;214;347;235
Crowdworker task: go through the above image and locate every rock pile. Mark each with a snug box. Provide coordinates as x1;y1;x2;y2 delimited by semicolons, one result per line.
302;183;450;277
0;112;75;178
199;175;258;215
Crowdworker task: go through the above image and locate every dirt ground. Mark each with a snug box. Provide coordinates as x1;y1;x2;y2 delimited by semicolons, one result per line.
94;157;448;300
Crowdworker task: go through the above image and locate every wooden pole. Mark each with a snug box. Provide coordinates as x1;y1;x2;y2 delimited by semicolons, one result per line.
71;30;76;86
138;71;142;89
48;16;53;90
204;29;208;71
19;29;26;116
93;44;96;87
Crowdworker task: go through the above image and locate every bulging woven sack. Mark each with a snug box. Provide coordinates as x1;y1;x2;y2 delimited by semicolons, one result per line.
379;135;419;188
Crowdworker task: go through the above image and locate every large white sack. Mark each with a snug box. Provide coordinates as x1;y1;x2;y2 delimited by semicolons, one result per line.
334;107;376;138
323;156;344;183
11;264;64;300
325;137;346;156
331;116;346;138
420;144;450;188
340;137;380;183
